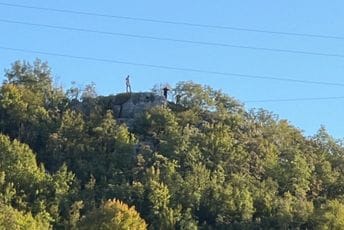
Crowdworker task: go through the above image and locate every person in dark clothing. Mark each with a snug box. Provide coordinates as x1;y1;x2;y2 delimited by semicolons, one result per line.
163;86;169;100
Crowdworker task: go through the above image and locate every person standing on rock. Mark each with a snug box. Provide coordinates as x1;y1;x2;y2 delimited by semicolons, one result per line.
126;75;132;93
163;86;169;100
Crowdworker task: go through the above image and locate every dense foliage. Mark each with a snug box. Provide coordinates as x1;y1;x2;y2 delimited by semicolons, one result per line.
0;59;344;229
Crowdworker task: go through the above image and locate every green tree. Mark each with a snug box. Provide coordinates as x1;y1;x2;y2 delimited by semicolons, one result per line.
314;199;344;230
0;134;77;227
147;179;180;229
0;203;50;230
0;134;47;205
0;59;66;153
79;199;147;230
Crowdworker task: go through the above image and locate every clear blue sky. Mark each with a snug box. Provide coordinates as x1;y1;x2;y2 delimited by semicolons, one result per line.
1;1;344;138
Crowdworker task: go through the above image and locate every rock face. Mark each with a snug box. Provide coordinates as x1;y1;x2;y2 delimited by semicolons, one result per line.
71;92;165;124
113;92;165;118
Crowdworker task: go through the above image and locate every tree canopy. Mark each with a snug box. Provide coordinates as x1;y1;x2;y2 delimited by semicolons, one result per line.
0;60;344;229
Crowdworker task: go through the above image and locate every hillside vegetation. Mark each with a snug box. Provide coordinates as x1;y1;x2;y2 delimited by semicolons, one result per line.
1;60;344;229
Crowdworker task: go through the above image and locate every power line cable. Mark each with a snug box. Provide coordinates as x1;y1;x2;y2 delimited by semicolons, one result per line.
1;45;344;87
0;2;344;40
2;45;344;104
244;96;344;103
1;19;344;59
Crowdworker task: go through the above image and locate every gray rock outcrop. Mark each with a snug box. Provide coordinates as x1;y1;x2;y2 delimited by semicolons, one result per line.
113;92;166;118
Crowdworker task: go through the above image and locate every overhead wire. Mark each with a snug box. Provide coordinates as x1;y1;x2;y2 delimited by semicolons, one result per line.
2;43;343;104
0;2;344;40
1;3;344;106
244;96;344;103
1;19;344;59
1;45;344;88
2;45;344;104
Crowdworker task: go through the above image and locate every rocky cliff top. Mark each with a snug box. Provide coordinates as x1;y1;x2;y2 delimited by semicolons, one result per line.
112;92;166;118
74;92;166;120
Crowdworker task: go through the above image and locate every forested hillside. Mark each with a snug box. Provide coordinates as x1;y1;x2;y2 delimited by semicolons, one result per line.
1;59;344;229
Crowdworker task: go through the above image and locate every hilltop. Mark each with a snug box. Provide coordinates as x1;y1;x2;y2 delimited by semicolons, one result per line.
0;60;344;229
